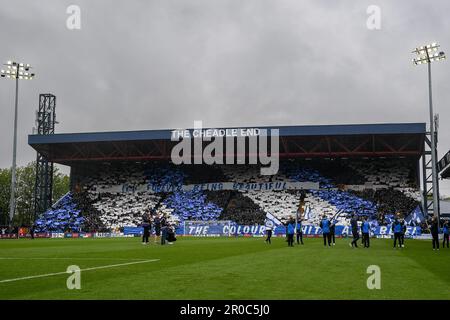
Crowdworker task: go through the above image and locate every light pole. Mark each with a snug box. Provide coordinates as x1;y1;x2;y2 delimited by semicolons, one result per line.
1;61;35;228
412;43;446;221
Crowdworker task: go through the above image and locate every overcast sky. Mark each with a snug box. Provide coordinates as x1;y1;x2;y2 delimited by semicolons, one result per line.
0;0;449;195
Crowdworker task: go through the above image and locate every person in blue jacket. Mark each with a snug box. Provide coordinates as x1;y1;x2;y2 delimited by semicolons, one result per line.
286;217;295;247
392;217;403;249
361;217;370;248
400;218;407;248
320;216;331;247
443;220;449;249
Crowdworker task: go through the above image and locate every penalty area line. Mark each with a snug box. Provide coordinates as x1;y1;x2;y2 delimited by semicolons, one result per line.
0;259;160;284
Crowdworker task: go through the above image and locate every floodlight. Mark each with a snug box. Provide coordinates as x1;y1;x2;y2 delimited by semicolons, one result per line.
411;42;445;223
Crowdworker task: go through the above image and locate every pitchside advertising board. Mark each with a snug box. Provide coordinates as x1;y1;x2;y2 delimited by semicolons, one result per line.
0;225;422;239
123;222;422;237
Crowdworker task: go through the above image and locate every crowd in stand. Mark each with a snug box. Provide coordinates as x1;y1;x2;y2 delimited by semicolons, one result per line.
72;191;108;232
182;164;228;184
163;190;223;222
309;161;366;185
217;191;267;225
35;193;83;232
353;188;420;220
34;159;425;232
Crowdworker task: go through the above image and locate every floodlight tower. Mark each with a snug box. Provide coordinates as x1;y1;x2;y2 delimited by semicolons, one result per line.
0;61;35;227
412;43;446;221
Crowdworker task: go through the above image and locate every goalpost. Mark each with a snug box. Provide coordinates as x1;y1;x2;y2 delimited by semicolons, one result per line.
183;220;233;237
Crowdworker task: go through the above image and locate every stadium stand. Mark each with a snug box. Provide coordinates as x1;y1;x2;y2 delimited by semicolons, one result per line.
28;123;427;232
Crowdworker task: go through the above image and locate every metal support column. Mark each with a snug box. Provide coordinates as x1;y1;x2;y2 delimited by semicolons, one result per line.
33;94;56;220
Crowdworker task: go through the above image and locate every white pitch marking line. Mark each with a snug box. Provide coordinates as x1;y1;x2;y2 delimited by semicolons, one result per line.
0;259;159;284
0;257;142;260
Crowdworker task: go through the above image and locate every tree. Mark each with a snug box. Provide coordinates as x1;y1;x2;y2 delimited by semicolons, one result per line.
0;168;11;226
14;163;36;226
53;167;70;202
0;162;70;226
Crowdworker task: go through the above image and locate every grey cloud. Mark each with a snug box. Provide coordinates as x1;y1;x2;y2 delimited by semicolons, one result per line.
0;0;449;194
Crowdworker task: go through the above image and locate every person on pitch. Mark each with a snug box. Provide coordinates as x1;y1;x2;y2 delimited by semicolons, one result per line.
442;220;449;249
296;216;304;245
361;217;370;248
265;219;274;244
392;216;403;249
286;217;295;247
400;217;407;248
166;223;177;244
141;211;151;245
349;214;360;248
320;215;331;247
430;216;440;251
296;203;304;245
329;218;336;246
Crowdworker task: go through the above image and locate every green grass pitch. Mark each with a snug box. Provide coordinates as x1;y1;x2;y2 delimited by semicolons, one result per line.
0;237;449;300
